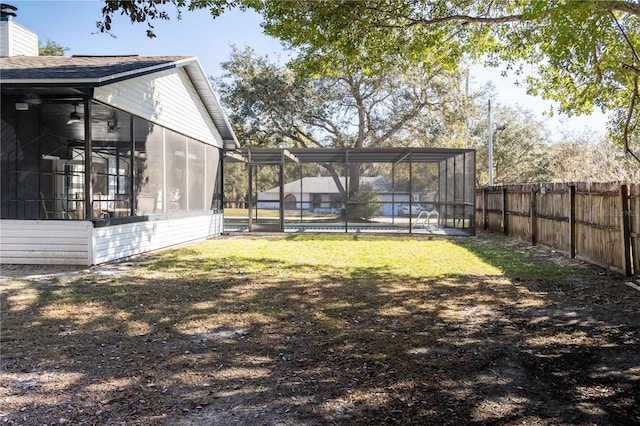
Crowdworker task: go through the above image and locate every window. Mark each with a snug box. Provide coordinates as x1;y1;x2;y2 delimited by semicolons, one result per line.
206;144;222;211
134;117;164;215
165;129;187;213
284;194;297;210
188;138;205;211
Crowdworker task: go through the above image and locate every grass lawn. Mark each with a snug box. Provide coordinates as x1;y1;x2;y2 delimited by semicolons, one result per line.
1;233;638;425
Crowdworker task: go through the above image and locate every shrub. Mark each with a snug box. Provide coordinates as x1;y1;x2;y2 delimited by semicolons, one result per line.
347;184;380;221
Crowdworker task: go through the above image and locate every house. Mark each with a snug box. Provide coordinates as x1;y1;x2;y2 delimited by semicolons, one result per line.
0;12;238;265
257;176;432;216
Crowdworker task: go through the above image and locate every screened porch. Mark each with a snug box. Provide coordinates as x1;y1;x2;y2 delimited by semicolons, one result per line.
224;147;476;235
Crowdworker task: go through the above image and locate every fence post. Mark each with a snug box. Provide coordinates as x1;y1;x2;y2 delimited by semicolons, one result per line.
569;184;576;258
620;184;632;276
634;184;640;276
483;188;488;230
530;187;537;245
502;187;508;235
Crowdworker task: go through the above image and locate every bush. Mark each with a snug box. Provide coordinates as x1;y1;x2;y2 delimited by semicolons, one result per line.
346;184;380;221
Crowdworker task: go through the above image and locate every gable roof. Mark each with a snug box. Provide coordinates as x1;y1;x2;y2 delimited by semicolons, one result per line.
0;55;238;146
0;55;190;84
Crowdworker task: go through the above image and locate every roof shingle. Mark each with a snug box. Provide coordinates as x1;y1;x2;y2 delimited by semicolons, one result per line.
0;55;193;83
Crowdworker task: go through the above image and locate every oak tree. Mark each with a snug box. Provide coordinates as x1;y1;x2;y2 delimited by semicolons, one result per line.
98;0;640;157
214;46;468;216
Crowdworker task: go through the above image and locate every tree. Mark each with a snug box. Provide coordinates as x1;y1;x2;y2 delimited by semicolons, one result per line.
471;98;551;185
548;132;640;182
257;0;640;158
97;0;640;158
214;46;468;209
39;39;68;56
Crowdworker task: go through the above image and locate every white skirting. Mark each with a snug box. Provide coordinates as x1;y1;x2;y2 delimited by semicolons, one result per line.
0;212;223;265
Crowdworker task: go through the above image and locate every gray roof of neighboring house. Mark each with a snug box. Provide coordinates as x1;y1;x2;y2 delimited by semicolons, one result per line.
280;176;347;194
0;55;238;146
263;176;410;194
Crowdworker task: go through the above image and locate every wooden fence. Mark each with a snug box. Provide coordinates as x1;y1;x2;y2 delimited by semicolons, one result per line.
476;182;640;276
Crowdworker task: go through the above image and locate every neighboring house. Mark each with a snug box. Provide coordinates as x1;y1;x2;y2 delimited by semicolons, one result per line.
0;13;238;265
258;176;432;216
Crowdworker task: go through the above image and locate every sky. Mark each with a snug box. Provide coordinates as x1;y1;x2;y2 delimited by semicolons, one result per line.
9;0;609;142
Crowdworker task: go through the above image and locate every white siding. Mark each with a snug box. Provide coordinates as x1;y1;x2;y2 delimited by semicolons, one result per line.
0;220;93;265
0;213;223;265
92;212;223;264
0;20;38;57
94;68;223;148
0;21;8;56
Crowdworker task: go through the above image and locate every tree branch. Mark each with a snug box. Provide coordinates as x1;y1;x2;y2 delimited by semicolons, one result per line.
303;116;345;146
408;13;523;27
623;63;640;76
599;0;640;18
407;1;640;28
623;75;640;164
375;101;428;144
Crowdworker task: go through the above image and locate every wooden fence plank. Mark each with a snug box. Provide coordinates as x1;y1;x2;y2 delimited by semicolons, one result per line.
476;181;637;276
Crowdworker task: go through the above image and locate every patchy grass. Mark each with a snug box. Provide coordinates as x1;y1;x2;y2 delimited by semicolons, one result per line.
145;234;565;280
1;232;638;425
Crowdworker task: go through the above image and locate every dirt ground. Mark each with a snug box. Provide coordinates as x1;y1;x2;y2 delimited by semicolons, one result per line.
1;233;639;425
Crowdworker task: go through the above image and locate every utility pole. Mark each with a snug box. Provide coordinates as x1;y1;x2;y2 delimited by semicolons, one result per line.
465;69;471;148
488;99;494;186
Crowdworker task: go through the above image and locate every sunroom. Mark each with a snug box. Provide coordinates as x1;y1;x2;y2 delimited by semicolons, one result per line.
1;55;238;265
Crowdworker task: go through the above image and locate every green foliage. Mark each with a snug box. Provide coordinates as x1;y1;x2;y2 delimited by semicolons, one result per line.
256;0;640;147
38;39;68;56
215;46;469;203
99;0;640;150
346;183;380;222
223;161;248;207
214;46;468;150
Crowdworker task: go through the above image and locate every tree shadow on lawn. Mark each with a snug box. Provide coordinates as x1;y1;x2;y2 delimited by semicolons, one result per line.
1;237;638;425
451;232;639;424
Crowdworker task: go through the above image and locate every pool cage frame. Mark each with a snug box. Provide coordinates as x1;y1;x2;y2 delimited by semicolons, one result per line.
224;147;476;235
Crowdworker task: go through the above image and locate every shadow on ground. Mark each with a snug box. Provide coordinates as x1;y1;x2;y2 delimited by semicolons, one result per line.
1;232;638;425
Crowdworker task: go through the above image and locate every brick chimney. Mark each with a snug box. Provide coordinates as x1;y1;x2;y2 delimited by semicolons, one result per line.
0;4;38;57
